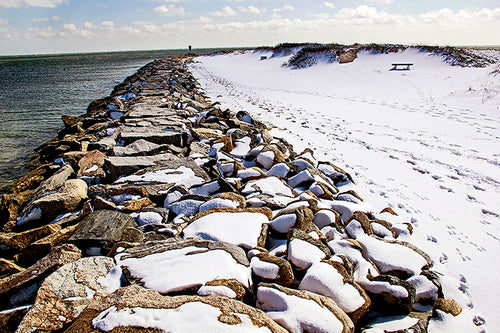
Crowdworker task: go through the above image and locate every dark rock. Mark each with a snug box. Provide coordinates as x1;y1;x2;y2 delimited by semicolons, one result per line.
367;275;416;315
69;210;136;250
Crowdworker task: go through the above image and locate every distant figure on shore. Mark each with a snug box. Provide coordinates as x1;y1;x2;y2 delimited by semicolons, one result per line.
188;45;192;52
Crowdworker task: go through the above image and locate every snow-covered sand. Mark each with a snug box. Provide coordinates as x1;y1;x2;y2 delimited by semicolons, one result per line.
190;48;500;332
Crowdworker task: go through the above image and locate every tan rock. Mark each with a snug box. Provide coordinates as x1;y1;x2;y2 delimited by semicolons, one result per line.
253;252;294;287
0;244;81;309
66;285;287;332
77;150;106;178
434;298;462;316
0;259;24;279
17;225;77;267
122;197;155;211
17;178;87;228
16;256;120;333
0;224;61;254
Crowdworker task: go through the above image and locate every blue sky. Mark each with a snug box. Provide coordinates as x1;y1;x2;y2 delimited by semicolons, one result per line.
0;0;499;55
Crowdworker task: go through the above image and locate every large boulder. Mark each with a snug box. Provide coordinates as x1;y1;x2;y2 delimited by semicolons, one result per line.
16;257;121;333
69;210;136;253
183;208;271;250
299;260;371;323
66;285;287;332
251;252;294;287
0;244;81;309
256;283;354;333
106;154;209;184
17;179;88;228
116;239;252;294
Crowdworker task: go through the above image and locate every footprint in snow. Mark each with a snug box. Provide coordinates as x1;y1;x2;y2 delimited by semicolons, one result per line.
481;209;499;217
439;253;448;264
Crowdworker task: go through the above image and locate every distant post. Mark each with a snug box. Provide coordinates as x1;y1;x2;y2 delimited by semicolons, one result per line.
188;45;192;52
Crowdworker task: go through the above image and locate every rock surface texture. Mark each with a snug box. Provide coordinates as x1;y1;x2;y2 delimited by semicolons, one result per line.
0;53;462;332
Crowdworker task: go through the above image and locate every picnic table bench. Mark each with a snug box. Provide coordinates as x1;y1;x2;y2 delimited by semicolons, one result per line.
391;63;413;70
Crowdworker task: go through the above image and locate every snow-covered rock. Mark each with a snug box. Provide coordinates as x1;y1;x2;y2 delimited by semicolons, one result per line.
256;283;354;333
183;209;270;250
115;239;252;294
299;260;371;323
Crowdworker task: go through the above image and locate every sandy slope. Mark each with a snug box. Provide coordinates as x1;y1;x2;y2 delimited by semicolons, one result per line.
190;48;500;332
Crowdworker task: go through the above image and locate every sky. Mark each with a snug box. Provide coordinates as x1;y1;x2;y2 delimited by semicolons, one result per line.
0;0;499;55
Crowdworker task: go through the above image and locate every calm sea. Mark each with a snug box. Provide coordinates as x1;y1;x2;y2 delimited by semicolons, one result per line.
0;48;225;192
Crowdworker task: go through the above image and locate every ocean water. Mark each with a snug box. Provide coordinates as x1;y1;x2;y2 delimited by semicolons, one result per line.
0;48;224;191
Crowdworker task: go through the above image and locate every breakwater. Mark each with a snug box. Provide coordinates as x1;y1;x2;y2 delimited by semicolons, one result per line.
0;54;461;332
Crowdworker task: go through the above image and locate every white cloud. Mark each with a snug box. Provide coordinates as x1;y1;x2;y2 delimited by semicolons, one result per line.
154;4;185;16
239;6;265;14
208;6;236;17
2;6;499;55
367;0;394;4
323;2;336;9
83;21;96;29
99;21;114;31
32;15;60;22
0;0;67;8
274;4;295;12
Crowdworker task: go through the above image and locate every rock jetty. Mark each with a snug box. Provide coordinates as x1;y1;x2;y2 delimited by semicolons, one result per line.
0;54;462;332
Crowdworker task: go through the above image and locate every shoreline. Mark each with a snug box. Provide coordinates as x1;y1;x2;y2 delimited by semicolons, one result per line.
0;52;466;332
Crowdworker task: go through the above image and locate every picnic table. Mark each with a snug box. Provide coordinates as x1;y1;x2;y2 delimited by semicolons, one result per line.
391;63;413;70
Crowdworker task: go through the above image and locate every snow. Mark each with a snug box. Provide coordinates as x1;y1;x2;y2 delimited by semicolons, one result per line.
84;165;99;173
257;151;275;170
298;261;366;313
169;199;203;217
407;275;439;304
111;193;140;204
250;256;279;280
362;315;419;332
197;285;237;299
313;210;338;229
269;214;296;233
17;207;42;225
92;302;272;332
97;266;122;293
237;168;262;180
231;136;252;158
116;246;251;293
266;163;290;178
116;166;205;188
355;234;429;276
287;238;327;270
191;48;500;332
136;211;164;226
256;286;345;333
241;176;294;197
190;180;221;196
287;170;313;188
182;212;268;249
199;198;239;212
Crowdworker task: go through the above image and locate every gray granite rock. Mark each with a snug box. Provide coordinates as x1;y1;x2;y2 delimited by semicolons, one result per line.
69;210;136;251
